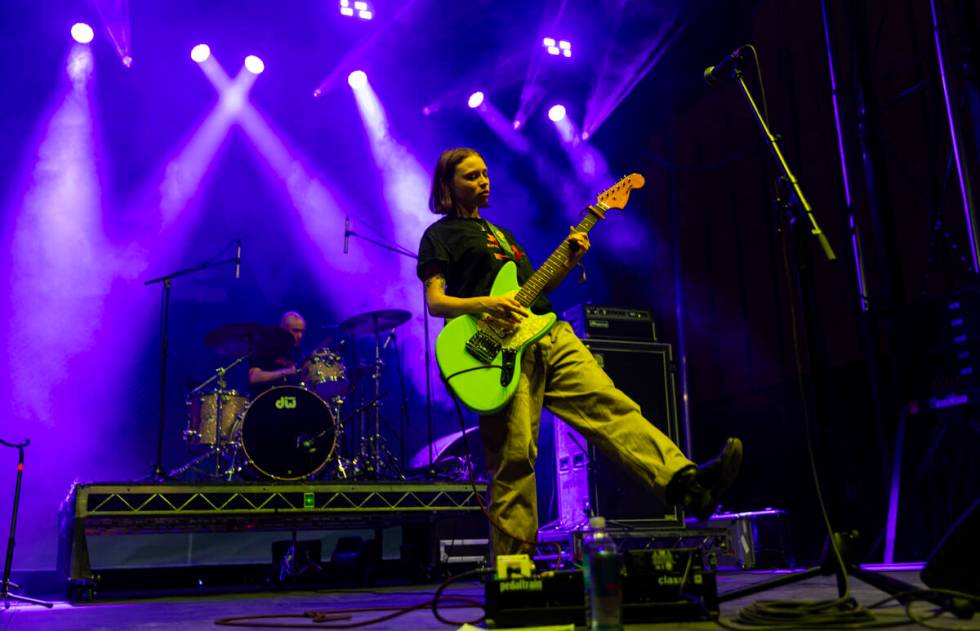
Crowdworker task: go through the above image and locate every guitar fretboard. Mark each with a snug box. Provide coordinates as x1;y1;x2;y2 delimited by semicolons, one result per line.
514;203;607;308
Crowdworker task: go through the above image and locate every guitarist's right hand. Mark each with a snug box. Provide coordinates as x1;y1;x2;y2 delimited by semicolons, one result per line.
478;292;528;323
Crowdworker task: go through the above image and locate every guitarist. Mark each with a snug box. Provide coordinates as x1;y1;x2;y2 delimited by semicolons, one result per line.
417;147;743;556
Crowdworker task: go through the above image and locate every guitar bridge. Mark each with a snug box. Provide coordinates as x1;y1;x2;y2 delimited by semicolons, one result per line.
466;330;501;364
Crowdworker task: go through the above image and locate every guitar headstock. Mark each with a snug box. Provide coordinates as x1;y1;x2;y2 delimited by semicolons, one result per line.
597;173;646;211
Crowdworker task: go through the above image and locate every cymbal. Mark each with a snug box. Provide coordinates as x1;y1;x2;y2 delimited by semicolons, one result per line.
338;309;411;336
205;323;293;357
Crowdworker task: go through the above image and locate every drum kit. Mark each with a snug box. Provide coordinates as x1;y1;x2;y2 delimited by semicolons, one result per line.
169;308;411;482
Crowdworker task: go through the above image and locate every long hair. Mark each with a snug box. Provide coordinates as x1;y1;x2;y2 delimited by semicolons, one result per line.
428;147;483;215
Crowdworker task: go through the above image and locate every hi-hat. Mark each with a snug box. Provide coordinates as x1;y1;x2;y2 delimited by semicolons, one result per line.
338;309;411;337
205;323;293;358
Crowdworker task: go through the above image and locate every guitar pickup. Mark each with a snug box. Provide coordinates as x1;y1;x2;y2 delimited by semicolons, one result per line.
466;330;501;364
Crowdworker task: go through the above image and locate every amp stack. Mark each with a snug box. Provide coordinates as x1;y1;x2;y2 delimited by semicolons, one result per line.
550;304;684;530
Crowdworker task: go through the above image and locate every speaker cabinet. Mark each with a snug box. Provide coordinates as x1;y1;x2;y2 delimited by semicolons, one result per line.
553;340;683;527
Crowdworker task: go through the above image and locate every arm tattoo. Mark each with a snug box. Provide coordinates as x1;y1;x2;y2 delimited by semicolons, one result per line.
424;274;446;291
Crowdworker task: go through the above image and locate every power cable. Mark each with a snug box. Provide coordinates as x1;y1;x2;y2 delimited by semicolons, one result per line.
214;568;489;628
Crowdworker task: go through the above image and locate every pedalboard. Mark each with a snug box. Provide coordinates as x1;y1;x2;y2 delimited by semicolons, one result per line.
483;548;718;628
622;547;718;622
484;570;585;628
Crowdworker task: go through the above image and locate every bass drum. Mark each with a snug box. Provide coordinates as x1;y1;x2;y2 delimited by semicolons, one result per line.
240;385;337;480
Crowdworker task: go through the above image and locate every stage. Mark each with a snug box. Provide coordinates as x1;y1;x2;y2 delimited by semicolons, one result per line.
0;569;939;630
2;0;978;627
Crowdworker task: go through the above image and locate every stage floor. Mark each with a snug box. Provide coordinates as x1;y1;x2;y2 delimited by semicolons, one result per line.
0;570;945;630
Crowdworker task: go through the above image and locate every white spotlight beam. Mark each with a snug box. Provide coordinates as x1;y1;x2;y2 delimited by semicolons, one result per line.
348;78;438;398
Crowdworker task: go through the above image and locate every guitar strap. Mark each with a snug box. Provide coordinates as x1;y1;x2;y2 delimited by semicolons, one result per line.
482;220;516;260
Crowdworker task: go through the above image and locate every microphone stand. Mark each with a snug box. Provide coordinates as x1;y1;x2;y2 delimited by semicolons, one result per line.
733;66;835;262
144;249;239;481
714;60;958;616
1;438;52;608
346;224;436;477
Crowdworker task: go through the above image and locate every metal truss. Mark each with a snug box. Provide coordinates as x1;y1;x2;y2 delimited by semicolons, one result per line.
73;482;485;519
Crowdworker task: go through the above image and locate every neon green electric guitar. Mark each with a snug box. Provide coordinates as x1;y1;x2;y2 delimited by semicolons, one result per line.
435;173;646;414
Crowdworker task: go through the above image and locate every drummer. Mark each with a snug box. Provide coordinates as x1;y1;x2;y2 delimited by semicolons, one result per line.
248;311;306;395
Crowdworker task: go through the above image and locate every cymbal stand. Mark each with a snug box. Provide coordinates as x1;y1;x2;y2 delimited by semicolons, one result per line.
189;352;248;396
357;318;401;478
328;397;352;479
344;220;434;476
170;354;248;481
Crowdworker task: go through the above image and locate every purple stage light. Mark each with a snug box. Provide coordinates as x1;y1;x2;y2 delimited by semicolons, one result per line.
467;91;485;109
348;70;367;89
548;104;566;122
190;44;211;63
70;22;94;44
559;40;572;58
121;55;133;68
244;55;265;75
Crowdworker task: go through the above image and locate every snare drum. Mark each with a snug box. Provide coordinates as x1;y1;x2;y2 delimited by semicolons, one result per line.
185;389;248;449
240;385;337;480
301;348;348;400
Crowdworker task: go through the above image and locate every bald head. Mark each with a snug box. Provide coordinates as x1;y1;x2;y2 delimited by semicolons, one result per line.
279;311;306;347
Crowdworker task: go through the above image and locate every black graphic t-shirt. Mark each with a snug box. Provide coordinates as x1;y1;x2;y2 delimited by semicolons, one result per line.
417;216;553;315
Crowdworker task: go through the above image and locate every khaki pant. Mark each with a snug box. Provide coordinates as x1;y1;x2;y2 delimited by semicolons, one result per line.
479;321;694;555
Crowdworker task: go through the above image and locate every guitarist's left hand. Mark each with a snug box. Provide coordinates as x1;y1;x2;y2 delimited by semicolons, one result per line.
565;227;590;268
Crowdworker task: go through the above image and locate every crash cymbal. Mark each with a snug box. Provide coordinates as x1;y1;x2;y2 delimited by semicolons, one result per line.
205;323;293;358
338;309;411;336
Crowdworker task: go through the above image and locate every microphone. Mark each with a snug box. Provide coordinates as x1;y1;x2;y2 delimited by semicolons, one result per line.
703;44;750;86
344;216;350;254
235;239;241;279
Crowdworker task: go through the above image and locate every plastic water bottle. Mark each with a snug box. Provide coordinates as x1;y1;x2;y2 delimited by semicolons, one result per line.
583;516;623;630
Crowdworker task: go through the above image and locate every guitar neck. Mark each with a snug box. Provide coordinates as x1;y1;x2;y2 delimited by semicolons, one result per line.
514;203;608;308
